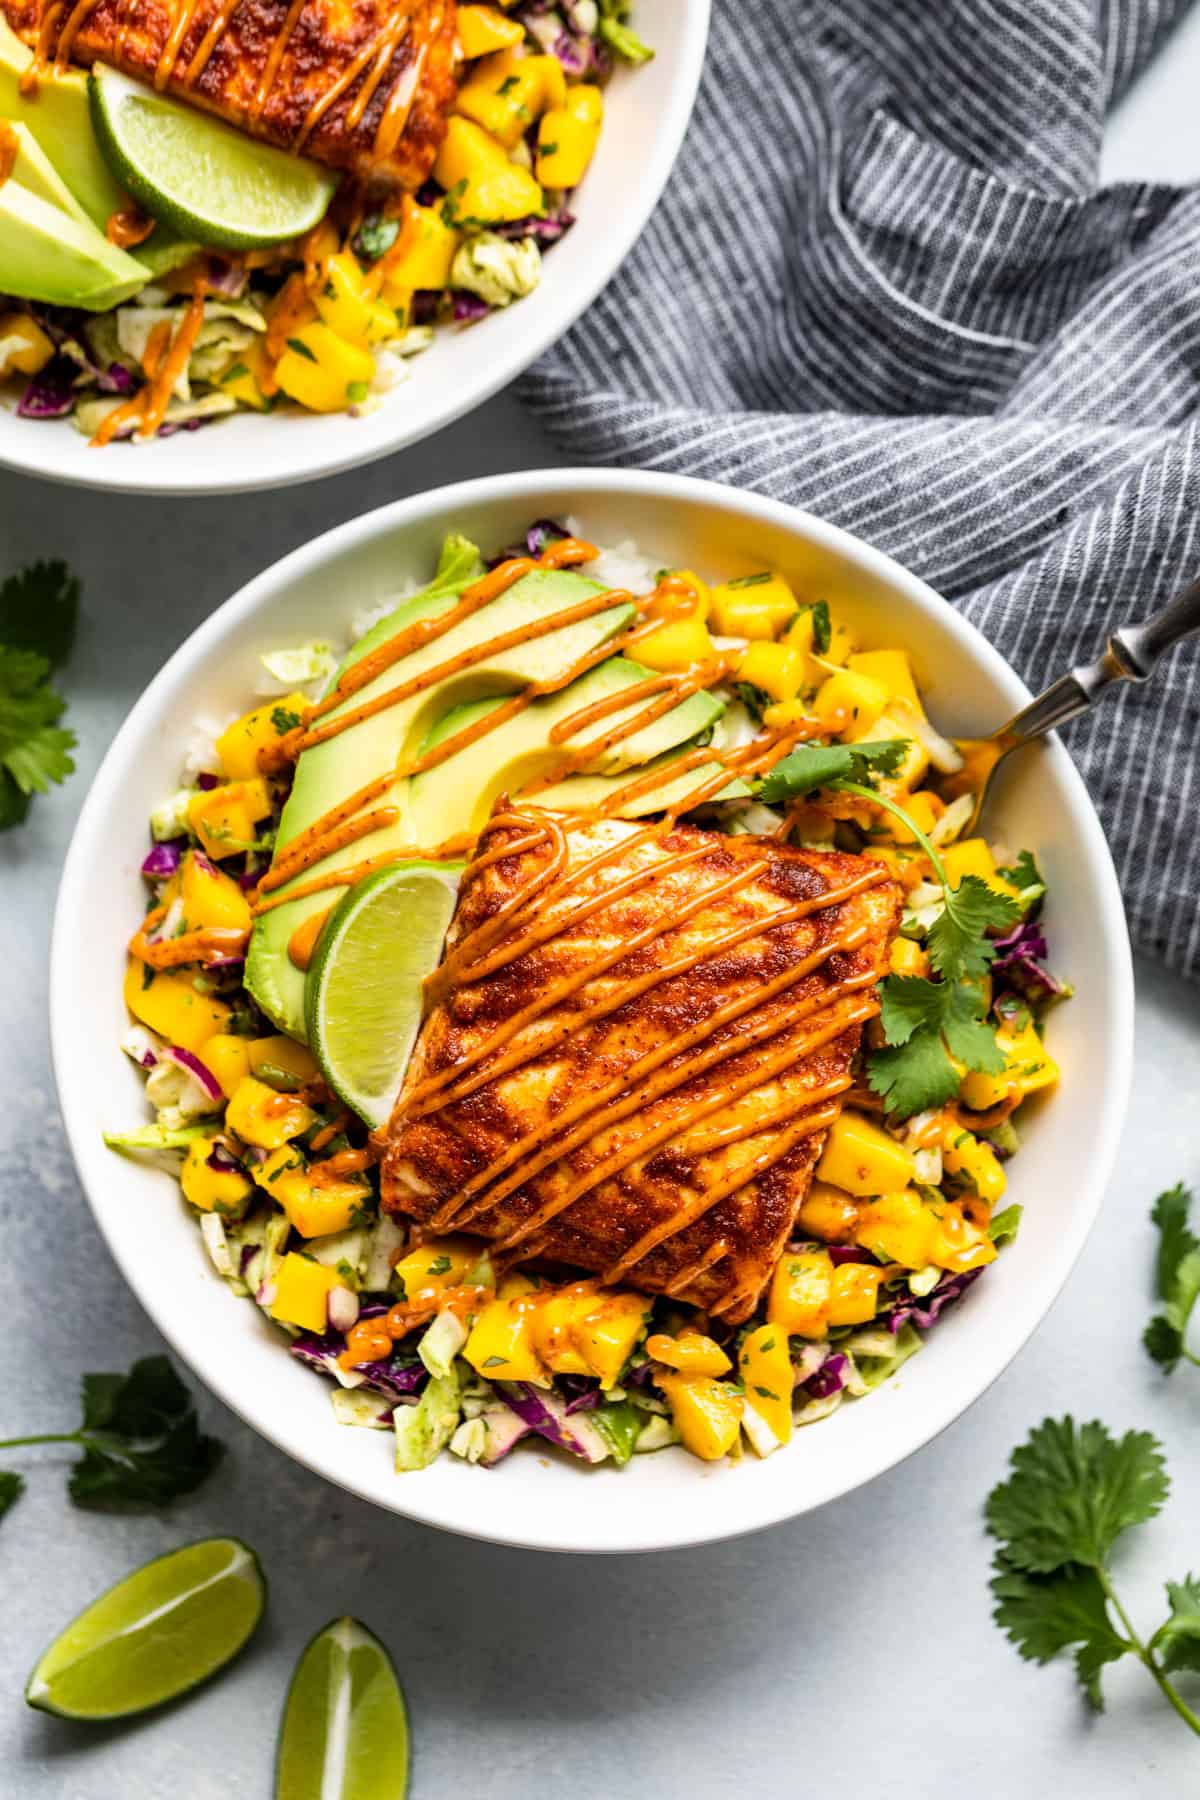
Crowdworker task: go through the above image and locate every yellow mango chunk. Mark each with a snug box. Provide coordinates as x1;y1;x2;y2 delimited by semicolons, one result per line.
187;778;272;860
391;1236;487;1301
225;1076;316;1151
796;1180;860;1243
254;1144;369;1239
271;1253;340;1333
247;1034;319;1087
646;1331;731;1378
216;692;308;781
218;339;273;412
571;1291;651;1388
739;1323;794;1449
929;1200;998;1273
767;1248;833;1338
274;320;376;416
123;959;230;1053
762;699;815;731
0;312;54;376
817;1111;915;1197
709;572;797;639
178;849;252;935
658;1374;742;1461
200;1033;252;1099
879;788;943;847
940;1123;1007;1205
889;936;930;977
531;1282;595;1375
827;1262;882;1326
737;640;805;703
464;1295;546;1383
180;1136;254;1217
435;117;544;224
813;668;890;738
635;612;716;672
941;838;1022;901
456;49;566;147
960;1012;1061;1113
313;250;384;348
847;706;929;788
855;1189;937;1270
458;2;525;55
847;649;922;712
536;83;604;188
381;204;461;296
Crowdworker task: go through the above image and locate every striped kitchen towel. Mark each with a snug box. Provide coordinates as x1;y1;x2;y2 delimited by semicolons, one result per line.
522;0;1200;977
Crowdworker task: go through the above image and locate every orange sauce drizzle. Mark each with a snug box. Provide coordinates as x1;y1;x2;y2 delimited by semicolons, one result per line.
287;906;332;971
105;207;156;249
91;278;208;447
128;903;248;969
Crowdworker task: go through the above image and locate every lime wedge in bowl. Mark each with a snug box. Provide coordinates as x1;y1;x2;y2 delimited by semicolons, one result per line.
306;861;462;1130
276;1617;409;1800
88;65;339;248
26;1538;265;1718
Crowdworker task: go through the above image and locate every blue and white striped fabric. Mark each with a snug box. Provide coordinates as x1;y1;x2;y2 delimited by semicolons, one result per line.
522;0;1200;975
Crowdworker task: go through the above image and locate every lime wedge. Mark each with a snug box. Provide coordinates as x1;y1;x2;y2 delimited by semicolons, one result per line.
276;1617;409;1800
88;65;339;248
26;1538;265;1719
306;862;461;1130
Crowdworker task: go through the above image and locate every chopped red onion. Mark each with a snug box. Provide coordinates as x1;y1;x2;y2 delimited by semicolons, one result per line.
162;1044;224;1104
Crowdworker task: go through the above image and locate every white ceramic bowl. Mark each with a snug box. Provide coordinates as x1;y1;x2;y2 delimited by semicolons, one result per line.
1;2;707;496
52;470;1134;1553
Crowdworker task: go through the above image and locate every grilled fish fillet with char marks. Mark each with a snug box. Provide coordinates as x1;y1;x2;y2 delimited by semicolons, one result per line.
6;0;457;187
382;808;902;1324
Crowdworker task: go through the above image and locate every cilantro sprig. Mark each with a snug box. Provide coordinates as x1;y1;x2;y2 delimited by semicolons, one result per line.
1145;1184;1200;1373
756;738;1019;1117
0;1355;223;1519
0;558;79;828
987;1417;1200;1731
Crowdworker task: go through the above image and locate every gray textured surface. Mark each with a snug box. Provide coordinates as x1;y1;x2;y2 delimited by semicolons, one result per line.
4;41;1200;1796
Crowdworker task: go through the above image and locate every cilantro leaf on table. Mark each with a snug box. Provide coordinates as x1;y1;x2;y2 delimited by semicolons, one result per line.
0;559;79;667
1144;1184;1200;1373
986;1418;1200;1730
0;1355;224;1511
0;1469;23;1523
0;562;80;828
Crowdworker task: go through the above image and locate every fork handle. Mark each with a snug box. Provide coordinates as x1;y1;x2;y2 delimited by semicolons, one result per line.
999;570;1200;747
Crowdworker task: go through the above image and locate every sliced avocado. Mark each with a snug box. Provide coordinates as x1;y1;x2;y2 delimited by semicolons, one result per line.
407;656;725;842
246;537;636;1040
0;177;148;309
535;754;751;817
0;19;130;228
135;225;202;277
4;120;88;221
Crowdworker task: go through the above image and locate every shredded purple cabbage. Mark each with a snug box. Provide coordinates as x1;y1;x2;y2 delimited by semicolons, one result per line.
195;771;221;791
291;1328;429;1403
495;1382;608;1461
557;1374;602;1413
492;207;576;245
880;1267;982;1335
206;257;249;299
140;839;185;879
452;290;492;324
206;1141;245;1175
803;1351;849;1399
828;1244;879;1267
16;354;80;419
991;920;1066;1004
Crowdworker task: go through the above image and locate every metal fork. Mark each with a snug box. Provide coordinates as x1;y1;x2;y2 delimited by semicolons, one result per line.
948;571;1200;832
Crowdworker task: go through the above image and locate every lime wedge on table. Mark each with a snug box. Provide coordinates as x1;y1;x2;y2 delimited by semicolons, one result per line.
276;1617;409;1800
88;65;338;248
307;862;462;1130
25;1538;265;1719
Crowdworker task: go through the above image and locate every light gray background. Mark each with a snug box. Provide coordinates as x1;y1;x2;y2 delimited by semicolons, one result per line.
4;27;1200;1799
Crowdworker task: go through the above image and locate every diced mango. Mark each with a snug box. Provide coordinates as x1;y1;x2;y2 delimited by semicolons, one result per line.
254;1144;370;1239
274;320;376;415
657;1373;743;1461
435;117;544;224
381;203;461;297
635;612;716;672
216;693;308;781
813;668;890;738
456;49;566;147
929;1200;998;1274
879;788;943;847
225;1076;317;1150
941;838;1022;902
247;1034;320;1088
464;1294;546;1383
817;1111;916;1196
531;1282;595;1376
709;572;798;639
536;83;603;188
656;568;711;621
848;706;929;787
796;1180;860;1242
827;1261;882;1326
847;649;922;712
187;779;272;860
854;1189;938;1270
767;1248;833;1338
940;1123;1007;1205
180;1136;254;1217
961;1014;1060;1113
571;1290;651;1388
737;640;805;703
178;849;252;935
313;250;385;348
0;311;54;376
739;1323;793;1449
200;1033;253;1099
889;936;930;977
218;339;273;412
123;959;230;1053
391;1236;487;1301
646;1331;731;1378
271;1252;340;1333
762;699;815;731
458;2;525;57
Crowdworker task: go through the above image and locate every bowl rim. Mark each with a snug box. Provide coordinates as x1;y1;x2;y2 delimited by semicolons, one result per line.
0;0;711;498
51;467;1135;1552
